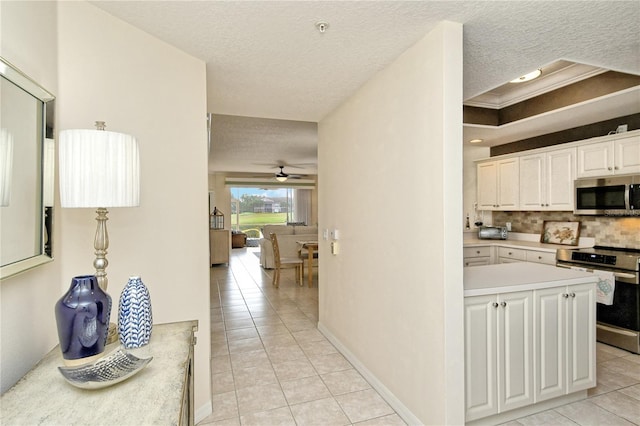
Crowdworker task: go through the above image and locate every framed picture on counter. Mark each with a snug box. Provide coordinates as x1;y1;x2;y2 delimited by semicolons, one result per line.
540;221;581;245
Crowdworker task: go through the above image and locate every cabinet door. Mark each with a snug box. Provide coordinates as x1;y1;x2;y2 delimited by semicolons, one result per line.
477;162;498;210
546;148;576;210
534;287;566;402
567;283;596;393
615;134;640;175
498;291;534;412
519;153;545;210
497;158;519;210
465;295;498;421
577;142;613;178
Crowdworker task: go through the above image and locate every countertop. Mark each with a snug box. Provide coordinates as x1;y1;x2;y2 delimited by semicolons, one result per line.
464;262;596;297
463;231;595;253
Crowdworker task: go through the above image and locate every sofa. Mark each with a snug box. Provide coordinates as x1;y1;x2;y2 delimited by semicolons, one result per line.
259;224;318;269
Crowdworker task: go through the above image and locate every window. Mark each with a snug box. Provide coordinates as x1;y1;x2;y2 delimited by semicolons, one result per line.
230;187;311;237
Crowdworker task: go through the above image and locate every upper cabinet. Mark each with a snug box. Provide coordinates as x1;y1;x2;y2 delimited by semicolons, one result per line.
577;134;640;178
477;158;519;210
520;148;576;211
476;130;640;212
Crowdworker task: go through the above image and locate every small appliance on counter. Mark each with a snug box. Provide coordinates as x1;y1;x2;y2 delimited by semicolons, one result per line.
477;226;508;240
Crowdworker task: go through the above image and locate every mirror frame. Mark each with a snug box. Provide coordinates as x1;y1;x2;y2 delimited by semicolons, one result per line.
0;57;55;280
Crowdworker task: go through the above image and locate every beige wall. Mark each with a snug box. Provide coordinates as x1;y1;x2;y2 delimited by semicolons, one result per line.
318;22;464;424
0;1;212;418
56;2;211;417
0;0;62;394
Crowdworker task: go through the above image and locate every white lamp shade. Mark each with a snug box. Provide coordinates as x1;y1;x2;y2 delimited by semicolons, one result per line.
59;129;140;208
0;129;14;207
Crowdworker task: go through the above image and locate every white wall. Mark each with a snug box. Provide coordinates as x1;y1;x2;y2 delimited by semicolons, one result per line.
0;0;62;394
318;22;464;424
56;1;211;418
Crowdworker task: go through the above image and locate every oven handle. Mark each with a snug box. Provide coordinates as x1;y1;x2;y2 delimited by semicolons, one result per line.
556;263;637;280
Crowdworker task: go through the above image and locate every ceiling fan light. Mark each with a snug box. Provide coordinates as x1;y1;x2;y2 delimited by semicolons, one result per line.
510;69;541;83
275;175;288;182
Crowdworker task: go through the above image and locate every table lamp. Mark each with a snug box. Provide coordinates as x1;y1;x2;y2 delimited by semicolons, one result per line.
59;121;140;291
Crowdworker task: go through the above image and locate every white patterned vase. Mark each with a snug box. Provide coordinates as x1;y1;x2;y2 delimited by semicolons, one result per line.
118;276;153;348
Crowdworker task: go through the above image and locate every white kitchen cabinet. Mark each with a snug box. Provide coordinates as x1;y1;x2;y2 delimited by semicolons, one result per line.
534;283;596;402
525;250;556;265
464;246;493;267
477;158;519;210
577;133;640;178
498;247;526;264
520;148;575;211
465;291;534;421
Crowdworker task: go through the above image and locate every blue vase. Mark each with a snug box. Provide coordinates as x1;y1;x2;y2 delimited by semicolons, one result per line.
118;276;153;348
55;275;111;362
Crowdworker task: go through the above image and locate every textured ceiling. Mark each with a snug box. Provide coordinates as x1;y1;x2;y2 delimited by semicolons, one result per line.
90;1;640;174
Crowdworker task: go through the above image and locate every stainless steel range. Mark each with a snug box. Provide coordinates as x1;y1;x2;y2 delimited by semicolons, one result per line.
557;246;640;354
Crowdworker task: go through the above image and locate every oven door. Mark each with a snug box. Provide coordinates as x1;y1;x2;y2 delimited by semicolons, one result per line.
556;263;640;353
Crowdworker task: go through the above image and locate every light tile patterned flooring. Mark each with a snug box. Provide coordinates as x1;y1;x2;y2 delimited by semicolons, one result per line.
199;247;640;425
198;247;405;425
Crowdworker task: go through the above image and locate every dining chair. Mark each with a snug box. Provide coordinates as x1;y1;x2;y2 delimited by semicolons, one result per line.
270;233;303;288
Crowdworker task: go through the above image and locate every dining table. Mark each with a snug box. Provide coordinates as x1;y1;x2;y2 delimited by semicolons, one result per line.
297;241;318;288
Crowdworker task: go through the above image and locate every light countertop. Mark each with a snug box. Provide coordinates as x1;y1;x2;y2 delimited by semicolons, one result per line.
464;262;596;297
463;231;594;253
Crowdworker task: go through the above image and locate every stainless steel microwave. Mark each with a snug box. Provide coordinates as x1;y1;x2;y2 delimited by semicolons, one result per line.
574;175;640;216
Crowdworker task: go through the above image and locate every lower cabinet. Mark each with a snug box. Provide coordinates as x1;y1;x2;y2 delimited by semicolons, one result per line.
534;283;596;402
465;283;596;422
464;246;492;267
464;290;533;421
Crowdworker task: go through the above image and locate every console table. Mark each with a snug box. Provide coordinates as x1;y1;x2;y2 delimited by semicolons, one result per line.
1;320;198;425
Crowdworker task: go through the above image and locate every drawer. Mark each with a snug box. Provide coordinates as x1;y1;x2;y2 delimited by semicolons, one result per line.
498;247;526;261
464;246;492;258
525;250;556;265
464;257;491;267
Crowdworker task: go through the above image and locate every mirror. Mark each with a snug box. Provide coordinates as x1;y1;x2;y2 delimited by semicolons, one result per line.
0;57;55;280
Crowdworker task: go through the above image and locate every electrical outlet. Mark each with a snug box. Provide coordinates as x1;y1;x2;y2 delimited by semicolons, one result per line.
616;124;628;133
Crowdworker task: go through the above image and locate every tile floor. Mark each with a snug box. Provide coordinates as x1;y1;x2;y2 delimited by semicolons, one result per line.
198;247;405;425
198;247;640;426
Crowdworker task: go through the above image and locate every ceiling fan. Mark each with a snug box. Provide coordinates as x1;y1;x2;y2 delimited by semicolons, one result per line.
275;166;306;182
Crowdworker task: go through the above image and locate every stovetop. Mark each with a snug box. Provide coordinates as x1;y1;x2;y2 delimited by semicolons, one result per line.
556;245;640;272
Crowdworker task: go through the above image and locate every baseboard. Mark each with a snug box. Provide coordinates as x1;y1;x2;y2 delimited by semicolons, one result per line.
194;400;213;425
317;322;422;426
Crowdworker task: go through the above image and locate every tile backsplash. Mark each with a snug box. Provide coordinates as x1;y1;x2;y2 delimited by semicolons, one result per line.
493;211;640;249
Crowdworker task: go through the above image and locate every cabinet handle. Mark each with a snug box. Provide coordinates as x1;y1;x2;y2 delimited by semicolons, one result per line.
500;301;507;307
508;252;513;255
563;293;569;298
608;166;613;171
538;256;542;260
570;292;576;298
492;302;499;308
476;250;481;254
614;166;619;170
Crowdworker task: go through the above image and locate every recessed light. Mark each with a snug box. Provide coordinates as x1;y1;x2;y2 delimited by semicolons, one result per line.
469;139;484;144
510;69;541;83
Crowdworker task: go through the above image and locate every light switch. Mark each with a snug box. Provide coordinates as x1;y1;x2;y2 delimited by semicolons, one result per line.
332;229;340;240
322;229;329;240
331;241;339;255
